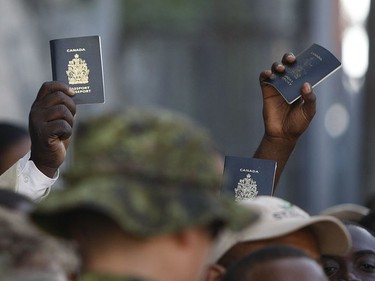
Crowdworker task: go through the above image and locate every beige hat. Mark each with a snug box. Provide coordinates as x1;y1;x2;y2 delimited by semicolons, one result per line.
320;203;369;222
209;196;351;263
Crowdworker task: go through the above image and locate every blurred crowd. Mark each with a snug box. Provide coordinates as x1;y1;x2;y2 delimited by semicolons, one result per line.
1;51;375;281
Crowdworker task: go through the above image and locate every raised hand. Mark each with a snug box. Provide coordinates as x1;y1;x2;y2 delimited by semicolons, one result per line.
254;52;316;189
29;81;76;178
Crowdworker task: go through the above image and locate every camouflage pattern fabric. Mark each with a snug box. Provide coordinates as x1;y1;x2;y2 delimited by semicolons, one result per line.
1;272;68;281
0;206;79;281
32;108;258;237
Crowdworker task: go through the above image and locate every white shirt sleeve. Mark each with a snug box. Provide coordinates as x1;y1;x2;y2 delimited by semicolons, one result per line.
0;151;59;202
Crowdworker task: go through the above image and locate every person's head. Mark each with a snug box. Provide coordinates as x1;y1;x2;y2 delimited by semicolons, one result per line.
365;192;375;211
322;223;375;281
0;189;34;213
0;122;30;174
0;206;79;281
359;210;375;234
63;209;221;281
206;196;351;281
31;108;258;281
221;245;328;281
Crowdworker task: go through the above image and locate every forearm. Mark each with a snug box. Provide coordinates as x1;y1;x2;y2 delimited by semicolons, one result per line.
253;134;298;191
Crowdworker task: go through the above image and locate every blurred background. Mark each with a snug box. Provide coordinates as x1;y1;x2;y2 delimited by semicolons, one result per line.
0;0;373;214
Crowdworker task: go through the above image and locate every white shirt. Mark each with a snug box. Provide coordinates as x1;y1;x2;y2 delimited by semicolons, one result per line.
0;152;58;202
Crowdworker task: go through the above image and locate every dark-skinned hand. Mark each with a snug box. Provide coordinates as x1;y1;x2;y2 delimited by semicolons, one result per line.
29;81;76;178
254;52;316;188
259;52;316;142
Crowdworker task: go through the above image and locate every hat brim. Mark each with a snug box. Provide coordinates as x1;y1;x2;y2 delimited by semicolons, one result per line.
320;203;370;222
240;215;351;255
31;177;259;239
209;214;351;263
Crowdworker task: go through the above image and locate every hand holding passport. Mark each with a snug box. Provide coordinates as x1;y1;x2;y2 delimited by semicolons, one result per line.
50;35;105;104
264;44;341;104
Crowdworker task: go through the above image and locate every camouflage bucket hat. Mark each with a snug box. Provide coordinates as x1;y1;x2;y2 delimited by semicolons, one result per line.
31;108;258;237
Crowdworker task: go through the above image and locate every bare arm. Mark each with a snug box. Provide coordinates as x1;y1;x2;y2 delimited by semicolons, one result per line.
254;53;316;190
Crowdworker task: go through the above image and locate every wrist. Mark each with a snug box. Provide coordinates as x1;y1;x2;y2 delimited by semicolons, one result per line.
254;134;298;161
29;154;59;178
262;134;299;149
33;164;58;178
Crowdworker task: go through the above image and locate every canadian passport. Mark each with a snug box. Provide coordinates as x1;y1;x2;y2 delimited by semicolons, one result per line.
264;43;341;104
50;35;105;104
222;156;276;201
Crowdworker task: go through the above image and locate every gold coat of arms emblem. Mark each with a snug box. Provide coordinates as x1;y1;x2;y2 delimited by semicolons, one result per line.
66;54;90;85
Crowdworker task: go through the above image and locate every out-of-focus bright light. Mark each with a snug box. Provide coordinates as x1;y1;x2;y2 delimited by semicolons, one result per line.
340;0;370;23
342;26;369;79
342;75;365;94
324;103;349;138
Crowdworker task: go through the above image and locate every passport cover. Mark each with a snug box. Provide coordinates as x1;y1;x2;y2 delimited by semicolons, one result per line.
222;156;276;201
50;35;105;104
264;43;341;104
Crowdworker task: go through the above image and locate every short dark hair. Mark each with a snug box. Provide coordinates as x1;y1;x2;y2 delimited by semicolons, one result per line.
358;212;375;236
0;189;34;213
0;123;28;154
221;245;313;281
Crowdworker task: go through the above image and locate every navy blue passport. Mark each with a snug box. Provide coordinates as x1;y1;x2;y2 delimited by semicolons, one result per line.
222;156;276;201
264;43;341;104
50;35;105;104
